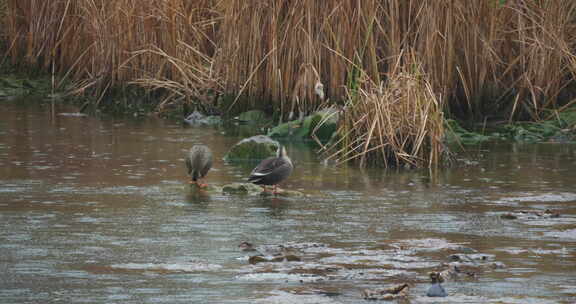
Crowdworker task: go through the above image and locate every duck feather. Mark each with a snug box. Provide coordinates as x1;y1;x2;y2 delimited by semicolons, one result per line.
186;144;213;181
248;146;293;186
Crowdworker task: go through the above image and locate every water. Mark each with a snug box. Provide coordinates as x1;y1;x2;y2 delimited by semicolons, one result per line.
0;98;575;303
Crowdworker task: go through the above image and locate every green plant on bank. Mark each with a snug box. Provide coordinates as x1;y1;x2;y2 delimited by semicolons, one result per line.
446;107;576;144
501;109;576;142
0;73;54;98
444;119;493;145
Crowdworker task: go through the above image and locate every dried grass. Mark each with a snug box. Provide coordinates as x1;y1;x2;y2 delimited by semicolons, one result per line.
3;0;576;167
327;51;444;168
3;0;219;101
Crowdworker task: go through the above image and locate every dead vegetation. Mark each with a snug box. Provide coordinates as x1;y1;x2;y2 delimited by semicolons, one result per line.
2;0;576;167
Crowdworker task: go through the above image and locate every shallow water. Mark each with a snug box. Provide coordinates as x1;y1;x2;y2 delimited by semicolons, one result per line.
0;98;575;303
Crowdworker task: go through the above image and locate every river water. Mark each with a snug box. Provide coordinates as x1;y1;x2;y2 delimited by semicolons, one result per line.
0;98;575;303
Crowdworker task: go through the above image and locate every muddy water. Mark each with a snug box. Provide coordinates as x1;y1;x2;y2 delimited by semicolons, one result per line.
0;98;575;303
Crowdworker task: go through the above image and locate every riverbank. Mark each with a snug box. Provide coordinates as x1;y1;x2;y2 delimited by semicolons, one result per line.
1;68;575;156
2;0;576;167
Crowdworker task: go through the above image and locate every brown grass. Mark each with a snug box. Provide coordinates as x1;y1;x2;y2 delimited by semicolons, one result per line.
3;0;219;101
3;0;576;167
326;50;444;168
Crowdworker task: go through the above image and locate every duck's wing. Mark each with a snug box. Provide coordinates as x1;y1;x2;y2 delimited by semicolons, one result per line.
185;154;193;176
248;157;292;182
248;157;278;180
200;155;213;178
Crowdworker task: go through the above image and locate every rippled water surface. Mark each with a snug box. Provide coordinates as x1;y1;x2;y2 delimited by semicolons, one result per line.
1;99;575;303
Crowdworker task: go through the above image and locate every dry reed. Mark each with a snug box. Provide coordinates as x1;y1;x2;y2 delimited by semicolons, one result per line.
3;0;576;167
327;51;444;168
3;0;219;101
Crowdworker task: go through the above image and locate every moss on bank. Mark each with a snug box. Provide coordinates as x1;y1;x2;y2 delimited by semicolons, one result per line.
0;73;54;98
446;109;576;145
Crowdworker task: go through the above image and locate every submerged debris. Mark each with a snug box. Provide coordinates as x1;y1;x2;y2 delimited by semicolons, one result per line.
501;209;561;220
362;283;410;301
448;253;493;263
240;242;303;264
239;242;300;256
437;263;478;282
440;252;505;281
184;111;221;125
58;112;88;117
221;182;304;196
249;255;301;264
501;213;518;220
239;241;257;252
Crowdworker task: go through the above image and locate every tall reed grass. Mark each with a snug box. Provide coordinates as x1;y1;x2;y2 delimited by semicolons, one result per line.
3;0;219;103
327;51;444;168
3;0;576;167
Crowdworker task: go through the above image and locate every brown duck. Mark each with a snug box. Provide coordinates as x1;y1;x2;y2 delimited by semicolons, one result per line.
248;145;293;193
186;144;213;188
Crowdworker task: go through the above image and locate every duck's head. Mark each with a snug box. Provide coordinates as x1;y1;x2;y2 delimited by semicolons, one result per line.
277;145;288;158
429;272;444;283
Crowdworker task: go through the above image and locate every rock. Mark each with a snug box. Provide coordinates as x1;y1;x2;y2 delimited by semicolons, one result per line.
439;264;461;282
248;256;269;264
311;107;339;141
224;135;279;162
184;111;221;125
282;242;326;250
221;182;304;197
256;244;299;257
262;188;304;197
501;213;518;220
490;262;506;269
222;182;264;195
187;183;222;193
184;111;205;123
234;110;271;125
501;209;560;221
200;115;222;125
267;119;300;138
362;283;409;301
248;254;301;264
448;253;493;263
239;241;257;252
544;209;561;218
440;251;506;281
267;107;339;141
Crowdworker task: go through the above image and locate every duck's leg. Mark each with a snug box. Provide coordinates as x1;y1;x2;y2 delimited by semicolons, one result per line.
189;178;208;188
197;178;208;188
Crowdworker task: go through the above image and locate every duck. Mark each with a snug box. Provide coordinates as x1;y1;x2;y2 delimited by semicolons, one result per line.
426;272;447;297
186;144;213;188
248;145;293;194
